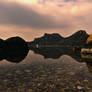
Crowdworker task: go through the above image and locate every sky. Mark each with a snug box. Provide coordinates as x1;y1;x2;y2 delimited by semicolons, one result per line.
0;0;92;41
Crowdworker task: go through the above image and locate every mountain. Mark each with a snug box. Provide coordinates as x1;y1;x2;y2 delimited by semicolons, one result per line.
0;37;29;62
59;30;89;46
28;30;89;47
29;33;63;46
4;37;29;57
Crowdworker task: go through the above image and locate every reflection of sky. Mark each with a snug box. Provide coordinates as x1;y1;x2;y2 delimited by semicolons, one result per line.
0;0;92;41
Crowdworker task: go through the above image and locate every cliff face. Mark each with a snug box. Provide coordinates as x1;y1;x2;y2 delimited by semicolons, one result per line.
29;30;89;47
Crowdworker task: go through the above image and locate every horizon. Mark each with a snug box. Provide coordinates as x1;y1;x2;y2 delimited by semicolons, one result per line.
0;0;92;41
0;30;90;41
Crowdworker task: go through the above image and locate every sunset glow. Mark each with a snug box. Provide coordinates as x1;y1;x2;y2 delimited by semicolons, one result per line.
19;0;37;4
71;6;78;14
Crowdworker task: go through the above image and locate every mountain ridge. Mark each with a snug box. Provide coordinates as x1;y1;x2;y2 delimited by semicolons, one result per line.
28;30;89;47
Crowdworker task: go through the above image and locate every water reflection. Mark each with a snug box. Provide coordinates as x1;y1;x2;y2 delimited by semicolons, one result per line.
1;45;92;73
30;47;92;74
0;47;92;91
0;49;28;63
0;49;29;63
30;47;81;61
6;50;29;63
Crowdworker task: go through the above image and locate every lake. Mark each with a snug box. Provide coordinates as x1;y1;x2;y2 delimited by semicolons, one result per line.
0;48;92;92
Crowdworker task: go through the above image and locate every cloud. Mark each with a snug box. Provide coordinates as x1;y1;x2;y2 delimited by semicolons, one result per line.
0;0;92;41
0;0;92;33
0;1;71;30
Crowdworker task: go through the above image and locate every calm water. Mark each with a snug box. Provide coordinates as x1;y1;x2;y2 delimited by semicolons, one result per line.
0;48;92;92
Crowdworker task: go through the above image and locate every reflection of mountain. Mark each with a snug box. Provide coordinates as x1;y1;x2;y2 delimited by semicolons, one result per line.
82;57;92;74
4;49;29;63
0;36;29;63
30;47;82;61
30;47;92;74
29;30;89;47
86;62;92;73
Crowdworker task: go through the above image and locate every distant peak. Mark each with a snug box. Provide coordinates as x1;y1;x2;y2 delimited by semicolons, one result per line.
44;33;48;35
77;30;87;34
44;33;62;37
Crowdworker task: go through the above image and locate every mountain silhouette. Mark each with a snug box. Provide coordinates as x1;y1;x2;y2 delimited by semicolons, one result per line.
28;30;89;47
59;30;89;46
0;36;29;63
30;47;92;74
29;33;63;47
